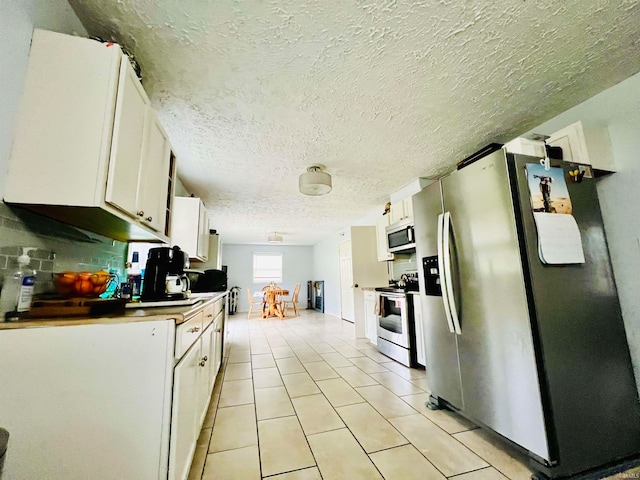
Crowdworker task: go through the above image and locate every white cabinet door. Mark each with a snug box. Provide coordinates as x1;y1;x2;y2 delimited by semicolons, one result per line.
390;202;405;223
403;197;414;221
376;215;394;261
171;197;209;261
197;202;210;259
413;296;425;367
213;310;224;377
169;341;201;480
390;197;413;224
138;109;171;233
105;56;149;218
363;291;378;345
339;240;355;323
0;320;174;480
197;323;214;427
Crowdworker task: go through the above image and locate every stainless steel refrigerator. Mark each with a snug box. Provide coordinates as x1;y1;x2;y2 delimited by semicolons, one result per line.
412;149;640;478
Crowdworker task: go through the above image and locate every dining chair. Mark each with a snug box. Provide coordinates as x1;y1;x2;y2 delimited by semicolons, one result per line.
247;288;264;319
282;283;301;317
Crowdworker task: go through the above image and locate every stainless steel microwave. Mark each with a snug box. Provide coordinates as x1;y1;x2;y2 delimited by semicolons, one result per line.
386;218;415;253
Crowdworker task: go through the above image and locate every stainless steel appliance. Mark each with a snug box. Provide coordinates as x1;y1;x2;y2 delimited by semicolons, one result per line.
412;149;640;478
385;218;415;253
140;246;190;301
375;282;418;367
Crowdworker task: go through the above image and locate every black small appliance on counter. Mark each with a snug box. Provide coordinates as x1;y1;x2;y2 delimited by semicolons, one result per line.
191;269;227;292
141;246;190;301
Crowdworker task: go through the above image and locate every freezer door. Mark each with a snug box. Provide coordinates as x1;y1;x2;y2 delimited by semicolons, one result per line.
511;154;640;475
441;149;549;460
412;184;463;410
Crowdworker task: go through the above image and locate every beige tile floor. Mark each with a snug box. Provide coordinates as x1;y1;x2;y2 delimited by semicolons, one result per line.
187;310;638;480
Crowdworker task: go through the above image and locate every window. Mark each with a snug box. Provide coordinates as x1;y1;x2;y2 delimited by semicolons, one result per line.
253;252;283;283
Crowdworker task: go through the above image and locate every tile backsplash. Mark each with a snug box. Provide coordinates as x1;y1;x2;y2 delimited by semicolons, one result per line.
391;251;418;279
0;203;127;295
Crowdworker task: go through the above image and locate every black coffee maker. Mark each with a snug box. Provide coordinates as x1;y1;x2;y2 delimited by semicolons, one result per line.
141;246;190;301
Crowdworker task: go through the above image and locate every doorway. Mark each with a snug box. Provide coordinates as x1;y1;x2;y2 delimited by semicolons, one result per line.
338;240;354;322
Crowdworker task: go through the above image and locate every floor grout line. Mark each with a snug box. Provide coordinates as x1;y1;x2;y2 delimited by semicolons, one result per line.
194;311;537;479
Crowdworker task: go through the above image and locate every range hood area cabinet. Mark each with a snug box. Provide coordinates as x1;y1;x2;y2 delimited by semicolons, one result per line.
3;29;175;243
389;196;413;224
170;197;210;261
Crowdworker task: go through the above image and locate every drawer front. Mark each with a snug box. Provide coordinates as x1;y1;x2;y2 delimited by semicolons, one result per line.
202;303;215;329
213;297;225;317
175;311;204;359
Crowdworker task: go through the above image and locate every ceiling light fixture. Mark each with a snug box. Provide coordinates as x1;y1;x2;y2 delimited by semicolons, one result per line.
267;232;283;243
299;165;332;196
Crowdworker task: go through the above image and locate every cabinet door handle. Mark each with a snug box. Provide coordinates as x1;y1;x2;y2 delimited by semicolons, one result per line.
206;314;213;318
136;210;144;217
145;216;152;222
215;328;222;333
199;360;206;367
188;326;200;333
202;356;208;362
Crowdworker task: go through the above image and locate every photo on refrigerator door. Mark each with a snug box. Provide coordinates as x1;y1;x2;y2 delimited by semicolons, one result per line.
525;164;572;214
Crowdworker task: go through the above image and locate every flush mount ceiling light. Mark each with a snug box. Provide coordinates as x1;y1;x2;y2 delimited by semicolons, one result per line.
267;232;283;243
299;165;332;196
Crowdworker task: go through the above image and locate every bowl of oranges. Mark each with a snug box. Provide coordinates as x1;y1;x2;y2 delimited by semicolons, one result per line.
53;270;116;298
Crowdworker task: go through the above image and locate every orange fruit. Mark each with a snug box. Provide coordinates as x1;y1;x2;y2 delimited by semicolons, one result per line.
92;270;110;286
56;271;77;286
75;273;94;296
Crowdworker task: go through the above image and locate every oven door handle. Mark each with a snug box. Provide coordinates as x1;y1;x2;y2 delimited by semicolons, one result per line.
437;213;456;334
379;293;403;302
442;211;461;335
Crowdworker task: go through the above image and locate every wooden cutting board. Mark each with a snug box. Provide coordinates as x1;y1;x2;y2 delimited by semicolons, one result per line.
29;297;127;318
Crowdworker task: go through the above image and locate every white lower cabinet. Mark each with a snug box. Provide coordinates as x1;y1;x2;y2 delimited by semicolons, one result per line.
0;320;175;480
0;294;227;480
212;310;224;381
170;320;215;480
170;338;203;480
412;293;426;367
363;290;378;345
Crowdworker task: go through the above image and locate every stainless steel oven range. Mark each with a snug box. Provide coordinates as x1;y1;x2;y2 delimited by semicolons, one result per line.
375;287;417;367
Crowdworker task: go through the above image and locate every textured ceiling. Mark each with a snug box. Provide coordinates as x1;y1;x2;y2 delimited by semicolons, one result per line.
68;0;640;245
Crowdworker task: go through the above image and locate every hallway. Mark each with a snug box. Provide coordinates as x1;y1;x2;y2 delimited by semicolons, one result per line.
188;310;535;479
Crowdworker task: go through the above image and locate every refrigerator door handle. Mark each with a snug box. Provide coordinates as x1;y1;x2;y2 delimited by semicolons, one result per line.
437;213;456;334
443;212;462;335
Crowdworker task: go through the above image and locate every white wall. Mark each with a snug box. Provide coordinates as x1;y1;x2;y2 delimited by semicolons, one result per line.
0;0;86;197
525;72;640;392
222;244;313;312
312;207;388;318
312;231;347;317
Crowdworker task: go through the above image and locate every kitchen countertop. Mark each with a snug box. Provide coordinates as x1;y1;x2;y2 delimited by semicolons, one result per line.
0;291;228;330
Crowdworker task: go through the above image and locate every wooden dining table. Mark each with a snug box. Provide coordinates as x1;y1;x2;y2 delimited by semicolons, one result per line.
261;286;289;319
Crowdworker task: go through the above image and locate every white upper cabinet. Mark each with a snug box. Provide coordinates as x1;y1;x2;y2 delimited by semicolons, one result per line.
170;197;210;261
105;56;150;220
376;214;394;261
137;110;173;232
390;197;413;224
546;120;616;172
4;29;174;242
